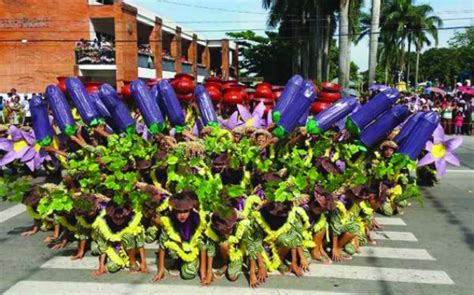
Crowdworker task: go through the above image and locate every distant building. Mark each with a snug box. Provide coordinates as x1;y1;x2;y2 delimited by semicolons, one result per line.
0;0;238;93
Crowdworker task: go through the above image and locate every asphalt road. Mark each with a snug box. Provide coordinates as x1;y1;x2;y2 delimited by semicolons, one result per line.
0;136;473;295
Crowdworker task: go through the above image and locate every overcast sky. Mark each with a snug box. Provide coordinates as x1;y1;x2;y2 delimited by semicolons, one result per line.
130;0;473;72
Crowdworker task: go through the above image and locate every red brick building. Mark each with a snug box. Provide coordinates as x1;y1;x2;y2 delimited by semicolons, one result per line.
0;0;238;93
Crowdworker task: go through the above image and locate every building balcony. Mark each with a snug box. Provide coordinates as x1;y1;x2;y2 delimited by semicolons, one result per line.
75;42;115;65
182;61;192;74
138;53;155;69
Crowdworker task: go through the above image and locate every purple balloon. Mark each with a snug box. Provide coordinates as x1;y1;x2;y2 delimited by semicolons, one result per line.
394;112;424;145
313;96;358;131
272;75;304;122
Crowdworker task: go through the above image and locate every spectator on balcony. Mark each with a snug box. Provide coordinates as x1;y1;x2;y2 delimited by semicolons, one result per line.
100;38;115;64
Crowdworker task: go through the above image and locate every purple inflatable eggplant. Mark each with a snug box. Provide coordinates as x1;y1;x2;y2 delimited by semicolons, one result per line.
90;92;111;118
394;112;423;145
45;85;76;136
273;80;316;137
130;79;165;134
158;80;185;131
360;105;410;148
347;88;399;134
65;77;101;126
98;84;134;133
399;112;440;160
307;96;358;134
98;84;120;109
30;96;53;146
297;106;310;127
272;75;304;123
194;85;218;127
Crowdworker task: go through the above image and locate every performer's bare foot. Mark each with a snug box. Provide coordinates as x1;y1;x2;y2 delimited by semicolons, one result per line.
51;240;68;250
332;248;352;262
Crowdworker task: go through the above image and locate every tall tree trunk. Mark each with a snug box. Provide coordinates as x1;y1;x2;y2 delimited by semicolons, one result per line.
406;33;412;85
292;24;299;74
384;64;388;85
346;40;352;85
368;0;380;85
316;25;323;81
338;0;350;88
322;14;331;81
415;46;420;86
301;12;309;78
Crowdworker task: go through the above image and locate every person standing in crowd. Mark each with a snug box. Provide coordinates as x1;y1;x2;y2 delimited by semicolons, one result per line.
463;94;472;135
22;95;32;126
454;111;464;135
0;96;4;124
8;95;22;125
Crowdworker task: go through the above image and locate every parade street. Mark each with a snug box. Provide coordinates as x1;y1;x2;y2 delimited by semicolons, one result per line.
1;136;472;295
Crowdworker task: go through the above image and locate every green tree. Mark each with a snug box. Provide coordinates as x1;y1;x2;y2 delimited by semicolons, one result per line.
226;30;292;85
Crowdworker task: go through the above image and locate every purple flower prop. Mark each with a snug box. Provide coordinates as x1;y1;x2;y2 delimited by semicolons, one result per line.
219;111;241;130
0;126;51;171
237;102;267;128
417;124;462;177
135;121;151;141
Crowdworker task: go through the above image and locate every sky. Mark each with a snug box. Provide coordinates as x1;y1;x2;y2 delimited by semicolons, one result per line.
129;0;473;72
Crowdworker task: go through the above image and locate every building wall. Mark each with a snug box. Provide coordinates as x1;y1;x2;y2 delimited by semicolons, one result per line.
0;0;91;93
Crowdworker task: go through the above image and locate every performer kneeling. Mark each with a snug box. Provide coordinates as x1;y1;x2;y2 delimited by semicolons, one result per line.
152;190;207;282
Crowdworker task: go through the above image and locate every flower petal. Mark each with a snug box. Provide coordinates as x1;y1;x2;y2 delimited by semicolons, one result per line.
226;111;239;130
253;102;266;119
417;153;436;167
0;151;20;166
25;159;36;172
444;136;463;152
444;152;460;166
435;158;447;177
0;138;13;151
8;125;22;141
425;141;433;152
432;124;445;144
22;130;36;145
21;147;36;162
237;104;252;122
266;110;273;126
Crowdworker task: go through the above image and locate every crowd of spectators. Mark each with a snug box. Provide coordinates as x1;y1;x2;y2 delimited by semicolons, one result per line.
75;38;115;65
0;88;33;126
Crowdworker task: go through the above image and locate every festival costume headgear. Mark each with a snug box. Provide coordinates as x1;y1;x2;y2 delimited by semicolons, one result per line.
380;140;398;151
170;189;196;211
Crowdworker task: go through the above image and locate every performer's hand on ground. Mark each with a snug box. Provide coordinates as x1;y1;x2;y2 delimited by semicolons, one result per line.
151;269;165;282
290;263;303;277
249;272;260;288
92;266;107;277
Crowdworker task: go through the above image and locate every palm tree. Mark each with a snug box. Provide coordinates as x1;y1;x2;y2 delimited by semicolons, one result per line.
408;5;442;85
368;0;381;85
339;0;350;88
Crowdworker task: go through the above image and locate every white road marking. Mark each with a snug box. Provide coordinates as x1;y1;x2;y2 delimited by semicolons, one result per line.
446;169;474;173
356;247;435;260
375;217;406;226
370;231;418;242
4;280;358;295
305;264;454;285
0;204;26;223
